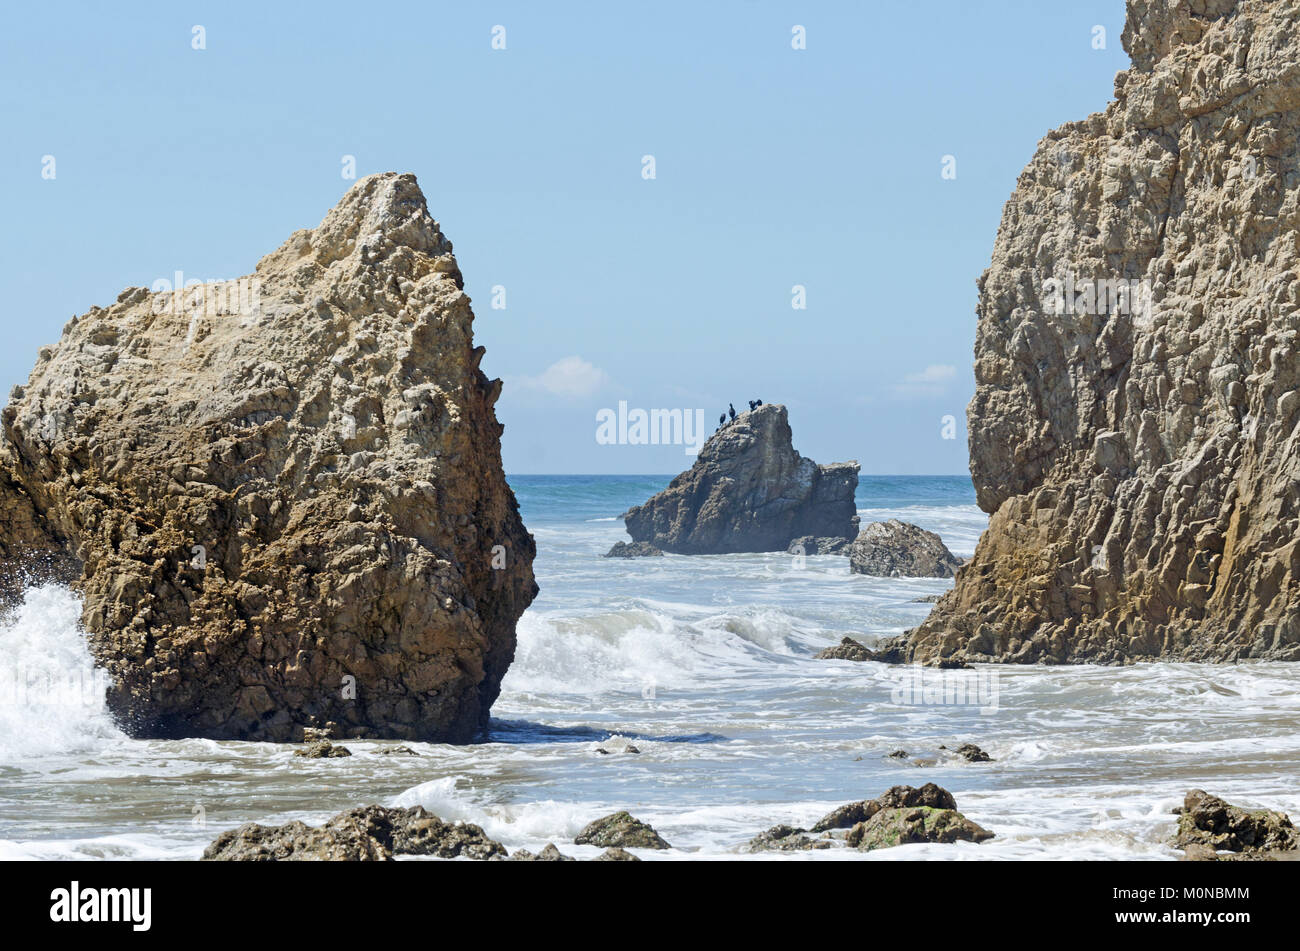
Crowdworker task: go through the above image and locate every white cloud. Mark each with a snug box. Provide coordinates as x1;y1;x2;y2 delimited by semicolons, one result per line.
892;364;957;399
517;355;611;398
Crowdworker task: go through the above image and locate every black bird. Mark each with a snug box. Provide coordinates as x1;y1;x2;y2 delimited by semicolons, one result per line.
718;412;725;429
748;400;756;411
728;403;736;422
755;399;763;407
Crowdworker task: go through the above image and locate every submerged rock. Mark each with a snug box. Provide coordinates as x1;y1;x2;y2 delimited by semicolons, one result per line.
0;173;537;740
593;847;641;862
740;824;833;853
574;811;670;850
509;843;575;862
604;541;664;558
293;740;352;759
201;805;506;861
622;404;858;554
814;636;882;662
1174;789;1297;856
950;743;993;763
901;2;1300;665
849;520;961;578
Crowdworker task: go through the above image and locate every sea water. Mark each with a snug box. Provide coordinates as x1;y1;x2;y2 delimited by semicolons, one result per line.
2;475;1298;860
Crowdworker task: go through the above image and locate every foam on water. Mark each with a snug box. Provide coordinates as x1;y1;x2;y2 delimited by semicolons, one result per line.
4;476;1300;861
0;585;124;763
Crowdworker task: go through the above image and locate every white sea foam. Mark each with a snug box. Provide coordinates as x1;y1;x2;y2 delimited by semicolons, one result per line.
0;585;123;763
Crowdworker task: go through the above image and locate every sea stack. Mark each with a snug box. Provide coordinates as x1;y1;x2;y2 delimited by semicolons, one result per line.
899;0;1300;665
622;403;858;554
0;172;538;740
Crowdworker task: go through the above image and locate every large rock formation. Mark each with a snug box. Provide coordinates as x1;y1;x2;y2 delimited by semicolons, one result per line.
849;520;962;578
622;404;859;554
0;172;537;740
901;0;1300;665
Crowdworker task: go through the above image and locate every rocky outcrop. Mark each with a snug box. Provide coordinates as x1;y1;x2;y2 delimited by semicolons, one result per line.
899;0;1300;664
810;784;958;832
1174;789;1297;857
849;520;961;578
0;173;537;740
740;825;833;853
787;535;852;556
603;541;663;558
814;636;881;662
294;740;351;758
622;404;858;554
573;811;670;849
846;806;994;851
201;805;507;861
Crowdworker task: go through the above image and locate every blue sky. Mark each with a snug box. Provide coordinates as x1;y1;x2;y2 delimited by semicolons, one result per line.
0;1;1128;475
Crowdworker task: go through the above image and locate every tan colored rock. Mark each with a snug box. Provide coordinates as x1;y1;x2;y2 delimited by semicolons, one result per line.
0;172;537;739
900;0;1300;665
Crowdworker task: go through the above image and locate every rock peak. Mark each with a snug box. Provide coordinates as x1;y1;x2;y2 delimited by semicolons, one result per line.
623;403;859;554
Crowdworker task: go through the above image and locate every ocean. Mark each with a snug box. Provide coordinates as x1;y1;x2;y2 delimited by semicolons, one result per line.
2;474;1298;860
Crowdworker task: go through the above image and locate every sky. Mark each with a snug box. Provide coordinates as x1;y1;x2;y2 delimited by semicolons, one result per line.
0;1;1130;475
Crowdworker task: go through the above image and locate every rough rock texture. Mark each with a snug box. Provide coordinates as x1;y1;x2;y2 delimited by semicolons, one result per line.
294;740;351;758
810;784;959;832
1174;789;1298;854
846;807;995;851
603;541;663;558
0;173;537;739
622;404;858;554
849;520;962;578
813;636;882;662
509;843;575;862
739;824;833;853
900;0;1300;665
787;535;852;556
573;811;670;850
593;847;641;861
201;805;506;861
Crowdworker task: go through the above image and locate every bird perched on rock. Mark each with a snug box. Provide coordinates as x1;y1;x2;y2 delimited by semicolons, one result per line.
728;403;736;421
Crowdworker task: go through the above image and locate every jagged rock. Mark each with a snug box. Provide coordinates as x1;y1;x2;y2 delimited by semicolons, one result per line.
201;805;506;861
0;173;537;739
810;783;959;832
901;0;1300;665
1173;789;1297;855
622;404;858;554
593;847;641;861
846;807;995;851
787;535;851;556
740;824;833;853
849;520;961;578
814;636;880;662
603;541;664;558
573;811;670;850
950;743;992;763
294;740;351;758
887;749;909;759
509;843;575;862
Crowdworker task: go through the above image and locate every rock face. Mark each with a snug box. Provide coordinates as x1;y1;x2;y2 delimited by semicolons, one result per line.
849;520;962;578
0;172;537;740
622;404;858;554
900;0;1300;664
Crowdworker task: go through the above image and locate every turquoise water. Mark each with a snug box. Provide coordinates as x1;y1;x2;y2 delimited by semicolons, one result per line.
4;475;1300;860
